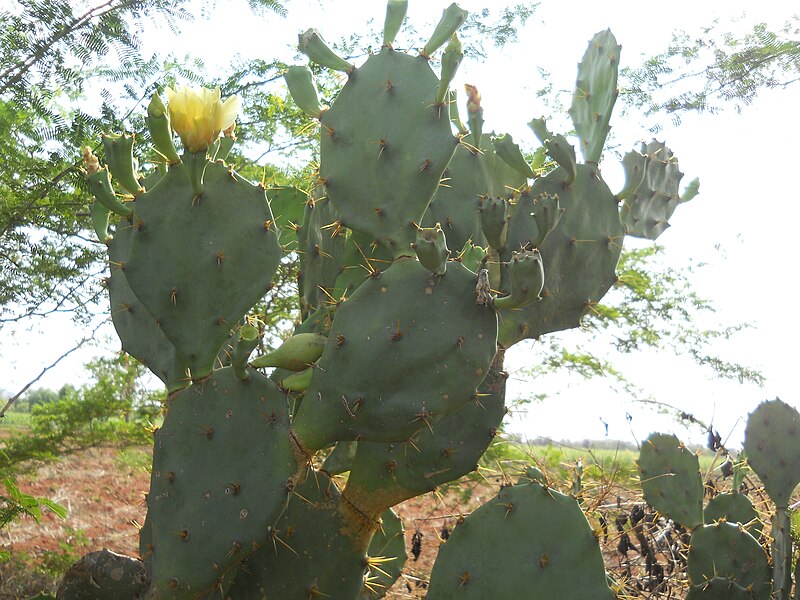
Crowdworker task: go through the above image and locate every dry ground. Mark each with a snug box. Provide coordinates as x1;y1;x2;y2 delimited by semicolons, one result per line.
0;444;770;599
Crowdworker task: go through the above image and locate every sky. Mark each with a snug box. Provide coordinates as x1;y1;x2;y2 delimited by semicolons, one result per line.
1;0;798;449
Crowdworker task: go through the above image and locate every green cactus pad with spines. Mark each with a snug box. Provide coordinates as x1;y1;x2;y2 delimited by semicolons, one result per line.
146;92;181;165
123;161;282;380
426;482;614;599
90;199;111;243
344;352;507;514
437;34;463;104
87;167;133;216
292;258;498;451
685;577;762;600
146;367;297;598
498;164;623;347
687;523;771;600
621;140;690;240
319;48;458;257
107;220;189;392
568;30;621;164
637;432;704;529
743;398;800;508
332;228;394;302
265;185;307;252
297;192;347;317
424;132;525;253
227;470;372;600
704;491;763;540
299;29;354;73
56;549;149;600
361;508;407;599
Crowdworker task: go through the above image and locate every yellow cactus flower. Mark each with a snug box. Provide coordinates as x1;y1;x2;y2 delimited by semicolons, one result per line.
164;85;240;153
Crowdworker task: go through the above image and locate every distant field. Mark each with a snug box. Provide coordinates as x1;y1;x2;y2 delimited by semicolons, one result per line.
485;437;725;487
0;410;31;437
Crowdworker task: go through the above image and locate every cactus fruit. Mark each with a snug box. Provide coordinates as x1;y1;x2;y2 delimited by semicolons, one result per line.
426;482;615;599
637;432;704;529
250;333;327;371
412;224;450;275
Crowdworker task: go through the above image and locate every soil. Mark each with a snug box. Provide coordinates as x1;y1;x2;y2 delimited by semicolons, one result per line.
0;446;484;599
1;445;762;599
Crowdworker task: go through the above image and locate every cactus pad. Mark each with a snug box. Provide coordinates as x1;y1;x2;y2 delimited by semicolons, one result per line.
568;30;621;164
687;522;770;600
344;353;507;514
620;140;690;240
704;492;763;540
123;161;282;379
743;398;800;507
499;163;623;347
145;367;296;597
319;48;458;257
426;482;614;599
638;432;704;528
293;258;497;450
228;470;371;600
107;220;189;392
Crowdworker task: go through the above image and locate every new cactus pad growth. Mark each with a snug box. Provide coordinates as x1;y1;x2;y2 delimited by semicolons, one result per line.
69;2;702;597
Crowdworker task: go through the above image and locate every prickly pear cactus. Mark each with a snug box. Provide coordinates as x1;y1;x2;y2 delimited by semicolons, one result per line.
638;432;704;529
67;2;700;598
426;482;615;599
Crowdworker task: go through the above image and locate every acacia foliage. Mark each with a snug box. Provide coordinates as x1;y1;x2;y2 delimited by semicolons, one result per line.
622;16;800;122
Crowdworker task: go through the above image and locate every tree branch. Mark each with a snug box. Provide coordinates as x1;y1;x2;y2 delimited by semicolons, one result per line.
0;324;102;417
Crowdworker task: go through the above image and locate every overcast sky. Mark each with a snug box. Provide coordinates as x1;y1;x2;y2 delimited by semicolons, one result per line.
2;0;797;449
